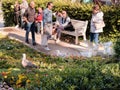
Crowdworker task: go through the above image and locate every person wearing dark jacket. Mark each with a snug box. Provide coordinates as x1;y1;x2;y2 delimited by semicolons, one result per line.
23;1;36;46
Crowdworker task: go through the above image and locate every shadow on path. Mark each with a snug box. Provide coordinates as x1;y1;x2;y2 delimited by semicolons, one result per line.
8;32;81;56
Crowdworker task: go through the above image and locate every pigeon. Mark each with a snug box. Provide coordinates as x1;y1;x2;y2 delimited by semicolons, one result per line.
22;53;37;68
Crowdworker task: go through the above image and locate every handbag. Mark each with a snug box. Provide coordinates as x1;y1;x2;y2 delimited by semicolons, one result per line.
64;22;75;31
30;22;37;33
40;34;48;46
94;21;105;29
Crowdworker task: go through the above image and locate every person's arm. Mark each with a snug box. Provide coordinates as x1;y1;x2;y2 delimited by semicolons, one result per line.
53;12;56;17
23;9;28;22
35;13;38;18
43;9;48;25
20;2;28;9
93;11;104;23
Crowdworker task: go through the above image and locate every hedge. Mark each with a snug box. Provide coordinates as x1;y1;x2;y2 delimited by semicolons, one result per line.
114;38;120;59
2;0;120;41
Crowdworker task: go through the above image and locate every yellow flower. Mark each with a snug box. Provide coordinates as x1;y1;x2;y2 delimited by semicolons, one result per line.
12;76;14;80
18;74;27;80
4;75;7;78
26;79;31;83
35;74;39;77
11;5;14;9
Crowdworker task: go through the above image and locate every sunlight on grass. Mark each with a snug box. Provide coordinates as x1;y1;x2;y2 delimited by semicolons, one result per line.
0;33;6;38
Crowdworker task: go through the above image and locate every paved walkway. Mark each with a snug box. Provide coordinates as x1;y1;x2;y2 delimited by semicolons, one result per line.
0;27;89;57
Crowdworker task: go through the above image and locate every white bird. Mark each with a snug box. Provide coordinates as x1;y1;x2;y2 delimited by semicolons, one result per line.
22;53;37;68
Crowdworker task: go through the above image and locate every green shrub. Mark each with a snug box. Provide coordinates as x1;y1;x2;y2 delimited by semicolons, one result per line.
114;38;120;59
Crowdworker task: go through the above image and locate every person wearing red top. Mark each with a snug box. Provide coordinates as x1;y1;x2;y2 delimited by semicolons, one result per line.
35;7;43;33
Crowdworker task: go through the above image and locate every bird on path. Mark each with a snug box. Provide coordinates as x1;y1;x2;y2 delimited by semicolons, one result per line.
22;53;37;68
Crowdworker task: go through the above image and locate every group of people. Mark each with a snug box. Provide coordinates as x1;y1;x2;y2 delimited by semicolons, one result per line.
13;0;105;51
14;0;43;46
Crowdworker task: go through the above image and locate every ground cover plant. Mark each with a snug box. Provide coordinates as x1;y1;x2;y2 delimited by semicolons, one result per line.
0;33;120;90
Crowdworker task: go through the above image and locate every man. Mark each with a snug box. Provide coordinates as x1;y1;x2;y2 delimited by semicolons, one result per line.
42;2;53;50
24;1;36;46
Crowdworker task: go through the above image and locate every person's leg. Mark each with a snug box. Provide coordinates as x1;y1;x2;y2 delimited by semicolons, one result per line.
31;29;36;45
56;28;61;39
90;33;94;43
42;24;49;47
43;24;52;50
40;21;43;34
94;33;99;44
20;15;24;28
14;14;19;26
37;22;41;33
56;26;64;39
19;15;22;28
25;22;32;43
46;24;52;40
30;22;37;45
16;14;19;26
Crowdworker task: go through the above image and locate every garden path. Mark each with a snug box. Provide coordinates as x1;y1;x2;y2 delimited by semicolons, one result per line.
0;27;90;57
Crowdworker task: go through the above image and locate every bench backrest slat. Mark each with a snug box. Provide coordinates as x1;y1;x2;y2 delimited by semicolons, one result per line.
71;19;88;32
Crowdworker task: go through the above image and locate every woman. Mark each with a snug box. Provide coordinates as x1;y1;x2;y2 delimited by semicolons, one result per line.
14;1;20;28
56;10;74;43
90;4;105;45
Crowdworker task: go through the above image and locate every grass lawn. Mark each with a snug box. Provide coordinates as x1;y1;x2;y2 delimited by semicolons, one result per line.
0;34;120;90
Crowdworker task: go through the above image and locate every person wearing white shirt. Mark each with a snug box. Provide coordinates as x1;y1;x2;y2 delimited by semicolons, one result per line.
90;4;104;45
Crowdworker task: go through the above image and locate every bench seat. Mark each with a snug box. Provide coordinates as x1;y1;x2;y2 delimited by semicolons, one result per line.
61;19;88;44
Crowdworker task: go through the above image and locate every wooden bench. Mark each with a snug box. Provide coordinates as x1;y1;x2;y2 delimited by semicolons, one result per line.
61;19;88;44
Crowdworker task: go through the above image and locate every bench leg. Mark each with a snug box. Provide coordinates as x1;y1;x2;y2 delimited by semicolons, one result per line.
83;34;86;41
75;36;78;44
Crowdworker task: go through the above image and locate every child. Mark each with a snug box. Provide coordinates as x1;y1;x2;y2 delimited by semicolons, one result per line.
35;7;43;34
